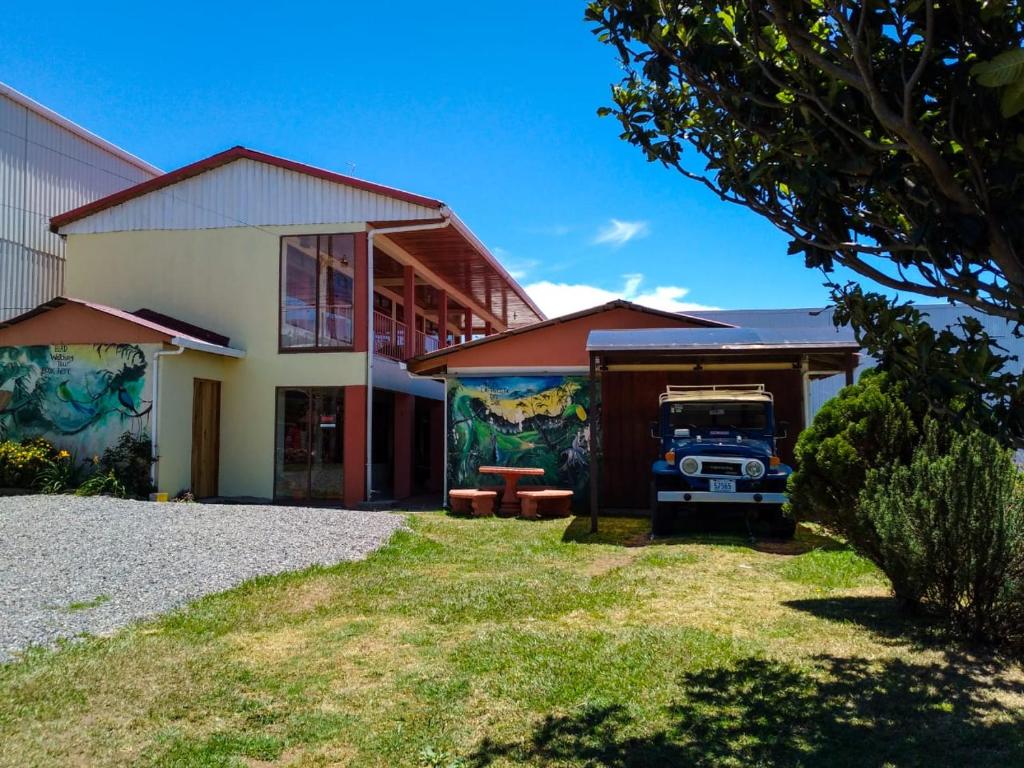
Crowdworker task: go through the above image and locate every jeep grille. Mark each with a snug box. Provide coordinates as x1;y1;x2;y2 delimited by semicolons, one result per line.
700;461;742;476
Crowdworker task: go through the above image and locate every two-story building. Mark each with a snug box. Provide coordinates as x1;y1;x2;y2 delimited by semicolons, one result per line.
0;146;543;505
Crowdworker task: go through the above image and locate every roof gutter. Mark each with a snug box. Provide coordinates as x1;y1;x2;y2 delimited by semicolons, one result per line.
365;211;453;502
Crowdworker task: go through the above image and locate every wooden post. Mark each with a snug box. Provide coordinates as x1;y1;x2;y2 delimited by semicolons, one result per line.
463;308;473;344
436;289;448;349
589;352;599;534
353;233;369;353
403;264;416;360
845;354;856;387
484;321;492;336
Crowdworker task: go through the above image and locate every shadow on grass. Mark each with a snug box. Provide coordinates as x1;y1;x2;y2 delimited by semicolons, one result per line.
784;595;945;648
468;654;1024;767
562;515;849;557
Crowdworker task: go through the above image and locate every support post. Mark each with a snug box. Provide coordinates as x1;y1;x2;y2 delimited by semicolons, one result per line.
343;385;367;506
845;354;856;387
484;321;492;336
589;352;599;534
463;308;473;344
393;393;414;498
436;289;448;349
353;233;369;353
403;264;416;360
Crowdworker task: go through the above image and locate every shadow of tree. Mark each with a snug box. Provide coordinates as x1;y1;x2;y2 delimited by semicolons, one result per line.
784;595;947;648
468;654;1024;767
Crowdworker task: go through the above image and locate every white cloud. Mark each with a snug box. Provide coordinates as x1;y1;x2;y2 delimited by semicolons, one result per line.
524;273;718;318
593;219;650;247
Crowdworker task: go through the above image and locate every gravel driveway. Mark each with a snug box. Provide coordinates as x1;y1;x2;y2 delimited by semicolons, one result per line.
0;496;405;662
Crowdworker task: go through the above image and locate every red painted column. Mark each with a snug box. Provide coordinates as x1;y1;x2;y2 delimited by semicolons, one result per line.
463;308;473;344
403;264;416;360
436;289;448;349
483;321;492;336
393;393;414;498
343;385;367;506
353;232;369;353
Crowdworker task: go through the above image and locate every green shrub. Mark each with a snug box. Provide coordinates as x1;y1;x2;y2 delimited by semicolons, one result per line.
75;469;128;499
0;437;58;488
36;450;91;494
787;371;918;563
860;422;1024;647
96;432;154;499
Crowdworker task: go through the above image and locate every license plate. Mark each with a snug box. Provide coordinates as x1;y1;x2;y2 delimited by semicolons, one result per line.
710;479;736;493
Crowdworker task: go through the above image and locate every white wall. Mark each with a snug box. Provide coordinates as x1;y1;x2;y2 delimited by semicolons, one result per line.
0;84;158;320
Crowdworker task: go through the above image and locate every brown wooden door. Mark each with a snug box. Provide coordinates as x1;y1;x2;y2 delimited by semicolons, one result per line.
191;378;221;498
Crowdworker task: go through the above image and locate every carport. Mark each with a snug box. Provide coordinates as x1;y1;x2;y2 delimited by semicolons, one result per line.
585;327;859;530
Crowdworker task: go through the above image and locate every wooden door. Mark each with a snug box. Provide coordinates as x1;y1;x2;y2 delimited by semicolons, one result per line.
191;378;221;498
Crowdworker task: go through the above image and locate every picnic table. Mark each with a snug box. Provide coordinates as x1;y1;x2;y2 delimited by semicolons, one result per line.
478;465;545;516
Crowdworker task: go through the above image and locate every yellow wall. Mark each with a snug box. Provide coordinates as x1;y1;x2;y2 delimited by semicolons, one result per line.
66;225;369;498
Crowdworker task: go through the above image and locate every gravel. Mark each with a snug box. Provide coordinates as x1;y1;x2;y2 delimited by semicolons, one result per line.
0;495;405;662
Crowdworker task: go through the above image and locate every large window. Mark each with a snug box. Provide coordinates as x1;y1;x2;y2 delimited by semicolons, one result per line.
280;234;355;350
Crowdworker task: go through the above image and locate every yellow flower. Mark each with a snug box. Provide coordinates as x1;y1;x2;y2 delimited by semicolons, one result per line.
58;450;70;459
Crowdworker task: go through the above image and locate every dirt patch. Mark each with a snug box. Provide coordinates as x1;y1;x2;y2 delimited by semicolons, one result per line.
583;549;642;576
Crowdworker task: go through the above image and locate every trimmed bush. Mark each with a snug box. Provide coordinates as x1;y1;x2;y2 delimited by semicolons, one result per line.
860;422;1024;647
787;371;918;563
0;437;58;489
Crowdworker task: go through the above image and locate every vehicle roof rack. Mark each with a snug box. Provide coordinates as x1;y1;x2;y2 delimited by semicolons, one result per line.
659;383;773;405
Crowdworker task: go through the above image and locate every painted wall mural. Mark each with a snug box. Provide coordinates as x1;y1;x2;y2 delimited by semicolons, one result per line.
0;344;154;459
447;375;593;503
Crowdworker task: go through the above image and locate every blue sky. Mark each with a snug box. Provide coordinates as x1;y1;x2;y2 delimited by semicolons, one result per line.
2;1;869;316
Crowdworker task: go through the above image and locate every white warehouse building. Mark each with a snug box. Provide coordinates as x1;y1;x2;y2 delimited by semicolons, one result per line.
0;82;160;320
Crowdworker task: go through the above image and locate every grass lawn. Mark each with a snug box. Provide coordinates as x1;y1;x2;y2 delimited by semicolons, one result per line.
2;513;1023;767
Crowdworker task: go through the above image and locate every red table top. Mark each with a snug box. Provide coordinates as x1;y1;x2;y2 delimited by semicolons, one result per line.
478;466;545;477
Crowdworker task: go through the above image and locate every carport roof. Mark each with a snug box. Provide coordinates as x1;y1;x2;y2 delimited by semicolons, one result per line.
586;326;860;354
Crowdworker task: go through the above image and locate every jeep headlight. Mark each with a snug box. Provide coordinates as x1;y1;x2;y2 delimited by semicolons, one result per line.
744;460;765;478
680;457;699;475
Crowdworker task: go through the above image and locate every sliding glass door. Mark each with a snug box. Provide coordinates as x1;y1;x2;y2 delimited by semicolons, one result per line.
274;387;344;500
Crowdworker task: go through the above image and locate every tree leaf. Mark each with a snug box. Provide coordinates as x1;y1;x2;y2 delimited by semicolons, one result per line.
1001;78;1024;117
971;49;1024;87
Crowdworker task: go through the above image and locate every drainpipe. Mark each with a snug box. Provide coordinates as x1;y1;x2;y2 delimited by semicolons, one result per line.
150;344;186;491
365;212;453;502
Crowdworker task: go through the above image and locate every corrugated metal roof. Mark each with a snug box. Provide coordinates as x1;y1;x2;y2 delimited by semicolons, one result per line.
587;326;859;352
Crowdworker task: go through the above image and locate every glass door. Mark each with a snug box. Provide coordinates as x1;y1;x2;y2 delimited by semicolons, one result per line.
274;387;345;500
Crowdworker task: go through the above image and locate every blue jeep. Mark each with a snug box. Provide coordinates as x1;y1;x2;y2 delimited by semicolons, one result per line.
650;385;796;538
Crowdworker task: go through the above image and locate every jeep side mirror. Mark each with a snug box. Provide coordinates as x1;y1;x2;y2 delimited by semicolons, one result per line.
776;420;789;439
649;421;660;439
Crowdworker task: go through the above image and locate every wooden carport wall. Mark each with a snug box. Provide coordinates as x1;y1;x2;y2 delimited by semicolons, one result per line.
586;348;859;533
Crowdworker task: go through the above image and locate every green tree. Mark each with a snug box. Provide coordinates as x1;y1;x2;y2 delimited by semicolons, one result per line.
586;1;1024;323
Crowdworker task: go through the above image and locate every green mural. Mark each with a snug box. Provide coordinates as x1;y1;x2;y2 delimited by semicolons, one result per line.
0;344;153;458
447;375;592;501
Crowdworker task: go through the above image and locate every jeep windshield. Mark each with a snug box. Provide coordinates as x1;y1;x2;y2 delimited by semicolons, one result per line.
668;401;768;432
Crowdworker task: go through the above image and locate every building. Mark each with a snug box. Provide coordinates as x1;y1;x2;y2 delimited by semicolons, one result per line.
0;146;543;504
0;82;161;320
407;302;858;511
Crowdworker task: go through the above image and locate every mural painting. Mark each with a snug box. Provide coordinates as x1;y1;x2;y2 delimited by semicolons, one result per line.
447;375;593;503
0;344;154;459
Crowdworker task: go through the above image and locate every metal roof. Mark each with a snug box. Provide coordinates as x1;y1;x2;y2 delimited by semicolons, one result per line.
586;326;860;353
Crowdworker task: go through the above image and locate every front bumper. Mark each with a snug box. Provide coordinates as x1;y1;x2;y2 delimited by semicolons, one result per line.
657;491;787;504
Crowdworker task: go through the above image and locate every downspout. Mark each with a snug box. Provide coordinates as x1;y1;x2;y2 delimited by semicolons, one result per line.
150;343;186;491
365;211;453;502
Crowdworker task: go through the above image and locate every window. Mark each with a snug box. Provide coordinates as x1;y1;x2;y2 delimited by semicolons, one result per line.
280;234;355;350
274;387;345;499
669;401;769;431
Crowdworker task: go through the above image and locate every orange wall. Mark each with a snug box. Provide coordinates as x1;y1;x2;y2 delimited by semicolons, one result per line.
437;307;706;369
0;303;169;346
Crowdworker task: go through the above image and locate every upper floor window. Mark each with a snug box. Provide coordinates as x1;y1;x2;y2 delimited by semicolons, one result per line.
280;234;355;350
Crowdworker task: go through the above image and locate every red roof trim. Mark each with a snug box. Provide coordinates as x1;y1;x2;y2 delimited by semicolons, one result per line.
0;296;230;349
50;146;444;232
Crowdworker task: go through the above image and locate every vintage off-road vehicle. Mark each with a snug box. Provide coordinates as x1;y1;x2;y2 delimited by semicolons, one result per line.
650;384;796;538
